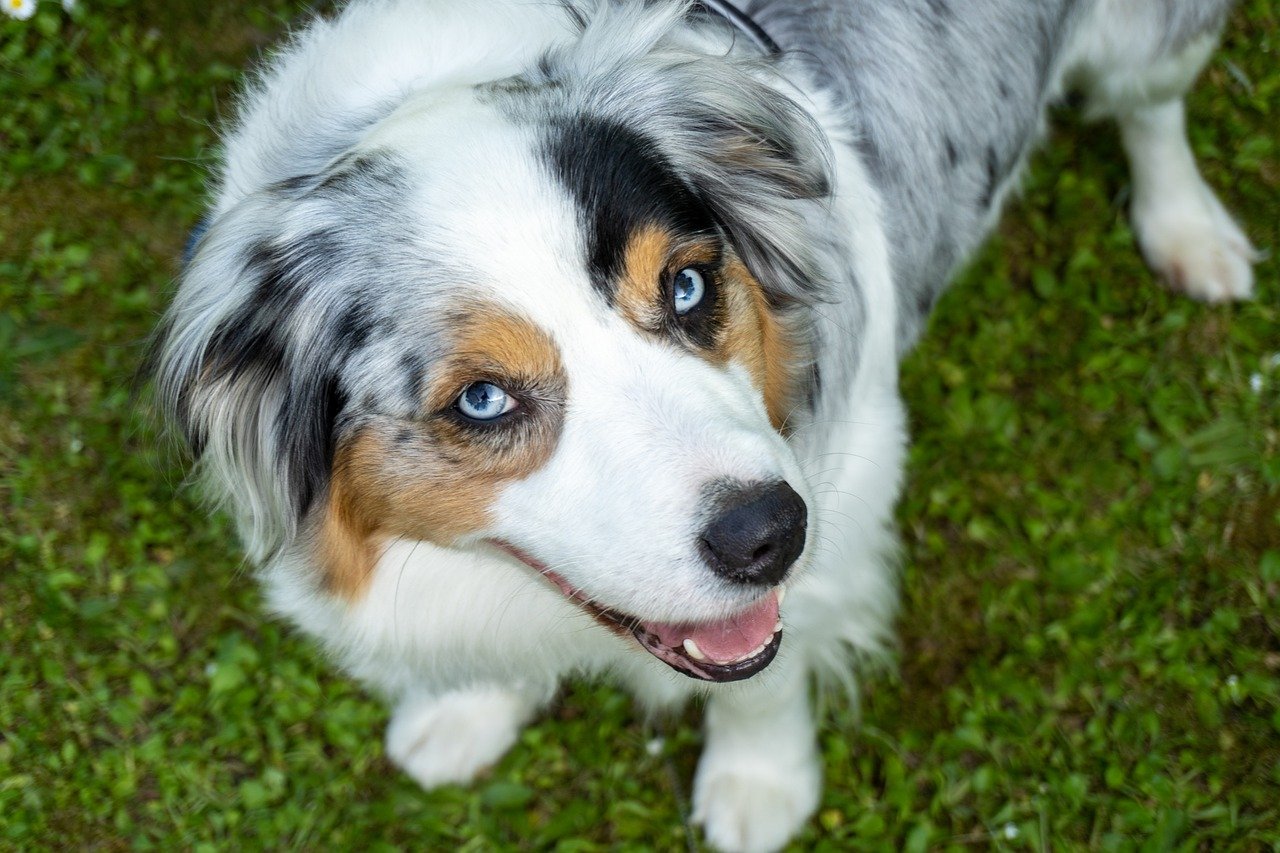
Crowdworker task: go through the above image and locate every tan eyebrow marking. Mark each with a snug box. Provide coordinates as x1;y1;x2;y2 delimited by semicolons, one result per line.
715;257;803;432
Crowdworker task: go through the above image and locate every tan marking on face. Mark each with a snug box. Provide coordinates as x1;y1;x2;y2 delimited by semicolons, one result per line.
715;258;802;432
613;224;803;433
317;303;566;600
615;224;670;330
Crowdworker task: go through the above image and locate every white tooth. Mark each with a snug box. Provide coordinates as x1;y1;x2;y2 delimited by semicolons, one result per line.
776;584;787;608
683;638;708;661
773;620;784;634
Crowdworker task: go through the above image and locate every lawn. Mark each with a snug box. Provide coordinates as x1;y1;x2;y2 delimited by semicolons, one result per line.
1;0;1277;849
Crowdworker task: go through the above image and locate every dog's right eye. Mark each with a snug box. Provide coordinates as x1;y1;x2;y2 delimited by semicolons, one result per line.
456;382;516;422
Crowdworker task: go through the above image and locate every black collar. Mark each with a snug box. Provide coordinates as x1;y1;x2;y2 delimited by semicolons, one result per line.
695;0;781;56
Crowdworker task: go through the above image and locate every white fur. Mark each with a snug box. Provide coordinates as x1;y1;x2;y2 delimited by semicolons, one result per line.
1066;16;1256;301
1118;100;1257;301
386;685;541;788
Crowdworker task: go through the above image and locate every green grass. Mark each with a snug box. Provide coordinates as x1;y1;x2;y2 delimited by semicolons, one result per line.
2;1;1277;849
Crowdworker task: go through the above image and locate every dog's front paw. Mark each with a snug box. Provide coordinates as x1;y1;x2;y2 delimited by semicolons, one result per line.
385;687;531;790
692;750;820;853
1133;186;1257;303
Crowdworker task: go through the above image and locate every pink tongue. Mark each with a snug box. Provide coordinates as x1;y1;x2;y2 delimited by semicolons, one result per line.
644;590;780;664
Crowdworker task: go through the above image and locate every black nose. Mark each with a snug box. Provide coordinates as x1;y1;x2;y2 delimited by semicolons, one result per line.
699;481;807;586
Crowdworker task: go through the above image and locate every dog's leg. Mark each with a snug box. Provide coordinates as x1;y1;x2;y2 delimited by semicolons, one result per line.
385;684;542;790
693;666;820;853
1118;98;1256;302
1079;22;1256;302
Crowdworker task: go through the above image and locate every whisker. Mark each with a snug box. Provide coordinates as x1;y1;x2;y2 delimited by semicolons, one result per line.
392;540;420;646
811;484;874;515
817;507;865;536
800;450;881;469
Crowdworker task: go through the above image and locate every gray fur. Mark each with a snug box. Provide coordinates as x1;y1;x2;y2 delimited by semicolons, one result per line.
749;0;1236;350
152;151;460;559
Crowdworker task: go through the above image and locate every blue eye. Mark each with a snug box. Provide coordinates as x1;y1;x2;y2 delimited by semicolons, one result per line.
672;267;706;315
457;382;516;422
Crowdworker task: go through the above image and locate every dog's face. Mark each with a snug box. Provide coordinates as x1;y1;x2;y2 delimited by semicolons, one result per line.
155;40;833;681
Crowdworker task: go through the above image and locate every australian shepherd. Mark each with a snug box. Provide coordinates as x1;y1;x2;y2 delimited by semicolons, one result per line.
152;1;1253;849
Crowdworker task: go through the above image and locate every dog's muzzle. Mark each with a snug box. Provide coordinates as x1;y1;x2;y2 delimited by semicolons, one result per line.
492;482;805;682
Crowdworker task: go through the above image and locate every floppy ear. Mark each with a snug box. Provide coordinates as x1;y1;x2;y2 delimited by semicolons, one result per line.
150;191;350;563
655;96;833;307
544;0;833;304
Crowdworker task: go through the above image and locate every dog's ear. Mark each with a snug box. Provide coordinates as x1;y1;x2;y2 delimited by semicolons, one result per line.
149;190;350;562
544;0;833;305
653;87;832;306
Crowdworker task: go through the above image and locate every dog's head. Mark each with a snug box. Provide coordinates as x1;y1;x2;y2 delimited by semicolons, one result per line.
153;2;833;681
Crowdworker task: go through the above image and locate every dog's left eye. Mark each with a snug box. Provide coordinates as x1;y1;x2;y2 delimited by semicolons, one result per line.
456;382;517;422
672;267;706;315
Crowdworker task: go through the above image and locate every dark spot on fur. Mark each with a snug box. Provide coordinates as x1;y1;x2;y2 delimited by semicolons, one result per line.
536;52;555;80
318;153;404;197
854;133;887;183
198;232;356;520
979;146;999;208
394;427;415;445
924;0;951;32
997;80;1012;100
182;217;210;267
334;301;376;355
943;136;959;168
270;173;318;197
805;360;822;409
202;240;305;384
400;353;427;408
916;289;935;318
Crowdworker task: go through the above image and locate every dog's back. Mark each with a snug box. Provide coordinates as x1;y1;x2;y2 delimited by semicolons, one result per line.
754;0;1242;348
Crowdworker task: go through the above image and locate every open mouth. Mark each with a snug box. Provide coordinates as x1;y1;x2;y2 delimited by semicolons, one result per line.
493;542;784;682
629;587;783;682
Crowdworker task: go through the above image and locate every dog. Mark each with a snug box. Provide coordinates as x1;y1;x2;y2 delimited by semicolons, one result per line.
151;1;1254;850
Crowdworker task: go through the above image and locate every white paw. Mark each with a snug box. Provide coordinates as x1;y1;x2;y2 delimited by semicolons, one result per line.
1133;185;1257;303
692;751;820;853
385;687;529;790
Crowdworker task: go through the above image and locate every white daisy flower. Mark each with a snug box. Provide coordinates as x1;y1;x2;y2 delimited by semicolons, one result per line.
3;0;37;20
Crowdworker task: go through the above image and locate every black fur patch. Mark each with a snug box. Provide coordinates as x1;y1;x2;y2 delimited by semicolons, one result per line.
545;116;718;301
333;299;377;356
278;373;348;516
